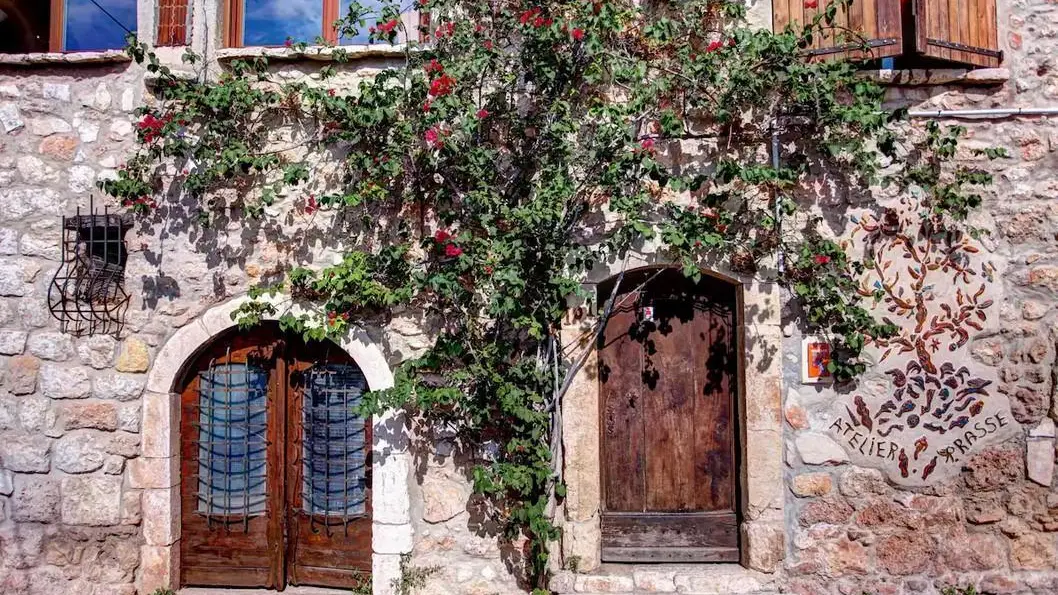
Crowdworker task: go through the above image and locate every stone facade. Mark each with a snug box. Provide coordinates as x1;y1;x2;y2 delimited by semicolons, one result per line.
0;0;1056;594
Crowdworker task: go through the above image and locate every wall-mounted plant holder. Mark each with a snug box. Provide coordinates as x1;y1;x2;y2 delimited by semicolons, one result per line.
48;197;132;336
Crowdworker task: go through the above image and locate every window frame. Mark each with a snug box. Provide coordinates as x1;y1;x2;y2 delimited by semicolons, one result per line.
40;0;137;53
223;0;343;48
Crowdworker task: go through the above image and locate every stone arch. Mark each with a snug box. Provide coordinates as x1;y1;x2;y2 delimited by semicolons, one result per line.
558;256;786;578
135;295;412;595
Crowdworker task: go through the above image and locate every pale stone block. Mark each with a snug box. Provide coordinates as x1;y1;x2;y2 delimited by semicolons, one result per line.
146;320;210;393
61;475;122;525
562;345;601;523
373;409;409;453
741;281;781;327
575;573;635;592
632;567;677;592
672;566;772;594
372;522;413;554
1030;418;1056;438
421;471;470;524
742;520;785;573
1027;436;1055;487
743;371;782;432
372;553;403;595
128;456;179;489
744;429;783;520
137;544;178;593
142;488;179;546
372;452;411;525
199;298;243;336
562;516;601;573
141;391;178;458
795;432;850;465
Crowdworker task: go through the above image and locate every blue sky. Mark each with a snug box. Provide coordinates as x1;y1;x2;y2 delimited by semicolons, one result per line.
243;0;413;46
64;0;137;52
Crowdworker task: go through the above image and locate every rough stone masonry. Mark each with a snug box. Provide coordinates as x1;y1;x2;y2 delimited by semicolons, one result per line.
0;0;1057;594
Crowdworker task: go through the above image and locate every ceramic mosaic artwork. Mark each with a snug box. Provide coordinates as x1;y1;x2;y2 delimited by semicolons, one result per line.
827;205;1018;486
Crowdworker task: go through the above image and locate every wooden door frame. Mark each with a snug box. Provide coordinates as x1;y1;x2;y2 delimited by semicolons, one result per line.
136;296;412;595
558;261;786;574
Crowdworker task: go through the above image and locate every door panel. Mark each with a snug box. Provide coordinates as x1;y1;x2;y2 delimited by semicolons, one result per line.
179;324;371;590
180;328;285;588
286;357;372;588
599;292;646;512
598;269;739;563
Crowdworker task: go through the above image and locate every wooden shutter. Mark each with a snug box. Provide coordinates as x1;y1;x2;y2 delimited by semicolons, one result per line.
914;0;1001;67
774;0;903;61
157;0;190;46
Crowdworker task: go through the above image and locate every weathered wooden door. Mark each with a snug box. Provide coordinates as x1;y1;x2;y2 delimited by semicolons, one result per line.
179;324;371;589
598;269;739;562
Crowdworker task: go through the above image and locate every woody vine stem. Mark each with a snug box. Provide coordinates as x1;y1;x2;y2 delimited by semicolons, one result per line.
109;0;1005;591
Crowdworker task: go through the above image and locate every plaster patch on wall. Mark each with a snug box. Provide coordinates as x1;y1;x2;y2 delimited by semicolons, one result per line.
826;206;1018;486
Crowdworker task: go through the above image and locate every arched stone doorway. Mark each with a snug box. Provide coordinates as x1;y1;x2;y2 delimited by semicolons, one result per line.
135;296;412;595
559;257;785;578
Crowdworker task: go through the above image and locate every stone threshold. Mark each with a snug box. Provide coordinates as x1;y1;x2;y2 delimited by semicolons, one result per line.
864;67;1011;86
549;564;780;595
178;584;351;588
215;45;417;63
0;50;132;67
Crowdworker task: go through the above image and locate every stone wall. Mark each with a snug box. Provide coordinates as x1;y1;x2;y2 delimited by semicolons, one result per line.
0;0;1056;594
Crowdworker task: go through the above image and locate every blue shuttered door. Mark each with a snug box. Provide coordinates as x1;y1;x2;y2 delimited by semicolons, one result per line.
196;363;269;517
302;364;369;517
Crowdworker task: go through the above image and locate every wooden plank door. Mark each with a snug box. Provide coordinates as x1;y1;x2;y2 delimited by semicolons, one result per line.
599;270;739;563
179;325;372;590
286;343;373;588
180;327;287;588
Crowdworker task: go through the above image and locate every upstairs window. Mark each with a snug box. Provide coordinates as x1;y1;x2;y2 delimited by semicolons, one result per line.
223;0;418;48
0;0;137;54
775;0;1002;69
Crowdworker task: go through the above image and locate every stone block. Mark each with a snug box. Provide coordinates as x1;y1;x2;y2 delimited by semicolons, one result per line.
575;573;635;592
143;488;179;546
93;373;147;401
742;520;784;573
137;545;178;593
115;336;150;373
54;431;109;473
146;321;211;393
632;568;677;592
795;432;849;465
39;365;91;399
1027;435;1055;487
372;522;413;554
0;468;12;495
0;330;27;355
0;262;28;296
61;475;122;525
76;335;116;369
59;400;119;431
791;472;833;497
372;452;411;524
372;553;402;595
562;517;601;573
141;391;177;457
6;354;39;394
1010;533;1057;570
421;471;469;524
876;532;934;575
11;475;59;522
0;432;51;472
127;456;178;489
27;332;75;361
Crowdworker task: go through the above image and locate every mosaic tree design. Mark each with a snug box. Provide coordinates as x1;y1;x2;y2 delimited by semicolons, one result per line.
827;204;1017;485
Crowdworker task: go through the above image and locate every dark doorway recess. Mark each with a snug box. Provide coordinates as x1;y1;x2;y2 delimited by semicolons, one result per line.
597;268;740;563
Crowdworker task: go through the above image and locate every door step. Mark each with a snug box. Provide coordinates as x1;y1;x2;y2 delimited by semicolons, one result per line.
181;588;356;595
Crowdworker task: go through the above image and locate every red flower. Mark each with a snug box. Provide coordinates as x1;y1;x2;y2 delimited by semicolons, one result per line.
483;40;494;50
306;195;318;214
477;108;489;119
284;38;294;48
484;265;494;274
474;24;484;33
445;244;463;257
728;38;737;47
378;19;400;34
640;138;656;152
425;59;444;73
425;128;442;147
327;89;336;97
519;8;540;25
434;229;451;243
706;40;723;53
429;73;456;97
423;99;432;112
434;22;455;38
804;0;818;7
572;28;585;41
814;254;831;265
418;0;428;5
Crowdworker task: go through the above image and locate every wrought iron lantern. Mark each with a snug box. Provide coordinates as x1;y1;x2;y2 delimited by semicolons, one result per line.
47;197;132;336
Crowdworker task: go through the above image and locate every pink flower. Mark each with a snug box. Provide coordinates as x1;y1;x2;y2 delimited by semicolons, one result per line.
706;40;723;53
284;38;294;48
378;19;400;34
477;108;489;119
814;254;831;265
425;127;443;148
640;138;655;152
434;229;451;242
327;89;336;97
483;39;493;50
572;28;584;41
445;244;463;257
425;59;444;73
423;99;432;112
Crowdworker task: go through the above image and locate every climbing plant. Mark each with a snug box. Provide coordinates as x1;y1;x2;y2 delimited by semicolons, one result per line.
109;0;1005;591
